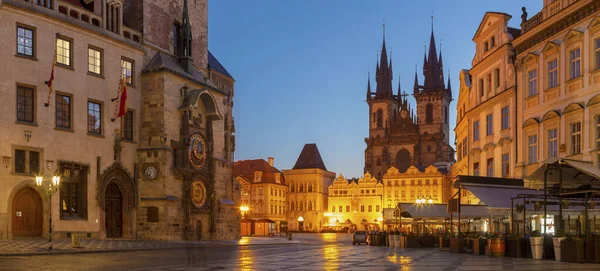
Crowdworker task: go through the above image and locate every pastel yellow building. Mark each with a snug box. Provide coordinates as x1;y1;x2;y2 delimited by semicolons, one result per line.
285;144;335;232
327;173;384;231
382;166;450;207
514;0;600;180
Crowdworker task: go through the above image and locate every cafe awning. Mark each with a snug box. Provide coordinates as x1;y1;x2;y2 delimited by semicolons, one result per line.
399;203;490;219
460;183;543;209
526;157;600;187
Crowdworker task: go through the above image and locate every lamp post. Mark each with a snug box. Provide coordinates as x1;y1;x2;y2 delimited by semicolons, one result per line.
35;173;60;250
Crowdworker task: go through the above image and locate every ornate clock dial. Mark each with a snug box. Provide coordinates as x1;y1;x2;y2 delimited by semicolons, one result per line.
144;166;157;179
188;134;207;169
191;180;207;208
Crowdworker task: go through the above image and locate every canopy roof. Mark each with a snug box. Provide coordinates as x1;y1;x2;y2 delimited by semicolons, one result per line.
460;183;543;208
526;158;600;187
399;203;490;219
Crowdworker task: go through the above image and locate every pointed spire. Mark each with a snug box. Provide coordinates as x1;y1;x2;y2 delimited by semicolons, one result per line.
424;14;442;90
447;70;452;93
367;72;372;100
375;23;393;98
397;75;401;97
413;65;419;95
179;0;194;73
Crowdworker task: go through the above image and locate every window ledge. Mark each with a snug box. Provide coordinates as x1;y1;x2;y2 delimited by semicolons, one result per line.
14;54;38;61
86;132;105;138
87;72;105;79
54;127;74;133
544;86;559;93
15;121;38;127
56;63;74;71
60;216;88;221
525;93;538;100
121;139;137;144
591;68;600;75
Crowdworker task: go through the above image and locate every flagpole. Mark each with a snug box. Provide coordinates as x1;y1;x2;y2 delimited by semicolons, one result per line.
44;33;59;107
111;78;123;122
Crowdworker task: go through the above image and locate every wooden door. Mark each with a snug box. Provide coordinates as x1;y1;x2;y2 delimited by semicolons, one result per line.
105;183;122;238
12;187;43;237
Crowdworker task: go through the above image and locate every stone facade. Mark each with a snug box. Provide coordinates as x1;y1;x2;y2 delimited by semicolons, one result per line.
327;173;384;231
381;166;450;208
0;0;238;241
365;26;454;180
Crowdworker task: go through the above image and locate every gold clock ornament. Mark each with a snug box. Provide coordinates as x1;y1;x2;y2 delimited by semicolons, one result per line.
191;180;207;208
188;133;207;169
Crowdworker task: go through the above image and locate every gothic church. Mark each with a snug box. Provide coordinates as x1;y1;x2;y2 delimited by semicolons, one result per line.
364;26;455;179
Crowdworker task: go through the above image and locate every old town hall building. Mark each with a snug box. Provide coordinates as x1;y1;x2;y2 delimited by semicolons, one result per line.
365;27;455;179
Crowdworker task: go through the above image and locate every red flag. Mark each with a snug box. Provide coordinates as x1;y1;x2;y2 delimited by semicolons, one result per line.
44;46;57;106
117;78;127;117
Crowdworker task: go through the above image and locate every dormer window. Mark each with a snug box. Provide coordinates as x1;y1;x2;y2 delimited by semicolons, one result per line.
275;173;281;184
105;0;122;34
254;171;262;182
484;41;489;53
490;36;495;48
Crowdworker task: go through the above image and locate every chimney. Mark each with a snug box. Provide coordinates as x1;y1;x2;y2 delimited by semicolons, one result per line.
268;157;274;167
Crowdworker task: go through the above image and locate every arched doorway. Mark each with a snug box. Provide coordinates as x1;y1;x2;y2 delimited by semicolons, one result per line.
395;148;411;172
105;183;123;238
196;220;202;240
12;187;43;237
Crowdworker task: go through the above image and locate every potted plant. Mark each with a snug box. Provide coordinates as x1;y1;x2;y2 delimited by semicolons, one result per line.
553;230;566;262
487;232;505;257
561;234;584;263
516;204;524;213
530;230;543;260
394;229;401;248
388;230;395;247
472;233;487;255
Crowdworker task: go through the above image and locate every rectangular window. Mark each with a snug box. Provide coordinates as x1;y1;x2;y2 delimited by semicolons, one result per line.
121;58;134;85
16;86;34;123
487;74;492;96
490;36;495;47
528;135;538;164
501;106;509;130
401;191;405;197
368;205;372;212
548;128;558;157
14;150;26;173
596;116;600;150
56;37;72;67
462;138;468;157
401;180;405;186
387;191;391;198
332;206;335;212
528;69;537;96
473;120;480;141
376;205;380;212
494;68;500;88
338;206;342;212
595;38;600;70
486;114;493;136
570;122;581;155
29;151;39;175
394;191;398;197
360;205;364;212
56;94;71;129
501;153;509;178
473;162;480;176
569;48;581;79
17;25;34;57
121;110;134;140
548;59;558;89
433;179;437;185
487;158;493;177
88;46;102;75
346;206;350;212
479;79;484;98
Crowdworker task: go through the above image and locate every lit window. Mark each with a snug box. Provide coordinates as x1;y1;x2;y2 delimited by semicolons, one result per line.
87;101;102;134
569;48;581;80
528;69;537;96
548;59;558;89
56;37;71;66
88;47;102;75
528;135;538;164
121;58;134;85
17;26;34;57
570;122;581;155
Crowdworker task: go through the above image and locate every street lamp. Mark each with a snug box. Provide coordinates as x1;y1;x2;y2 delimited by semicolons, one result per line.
35;173;61;250
240;205;249;218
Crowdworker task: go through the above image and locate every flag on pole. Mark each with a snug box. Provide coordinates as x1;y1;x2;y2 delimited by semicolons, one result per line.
44;37;58;107
117;77;127;117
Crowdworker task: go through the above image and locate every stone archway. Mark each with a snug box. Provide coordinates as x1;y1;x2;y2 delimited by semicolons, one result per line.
98;162;135;239
395;149;411;173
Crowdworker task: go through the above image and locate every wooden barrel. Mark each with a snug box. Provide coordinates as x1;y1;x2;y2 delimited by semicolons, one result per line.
488;238;505;257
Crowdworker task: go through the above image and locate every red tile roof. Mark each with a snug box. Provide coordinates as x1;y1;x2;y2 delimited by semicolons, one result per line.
233;159;285;185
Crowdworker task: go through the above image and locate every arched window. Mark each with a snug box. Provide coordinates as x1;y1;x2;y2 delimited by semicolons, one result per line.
291;184;295;193
299;201;304;211
377;109;383;128
308;184;313;192
291;201;295;211
426;103;433;124
308;201;313;211
300;184;304;193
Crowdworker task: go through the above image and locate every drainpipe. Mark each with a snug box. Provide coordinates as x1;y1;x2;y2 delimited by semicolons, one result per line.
510;46;519;178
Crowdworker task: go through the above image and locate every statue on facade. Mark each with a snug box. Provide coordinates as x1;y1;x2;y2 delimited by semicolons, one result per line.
521;7;528;24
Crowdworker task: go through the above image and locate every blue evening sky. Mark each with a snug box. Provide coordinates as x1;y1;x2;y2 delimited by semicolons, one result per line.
208;0;542;178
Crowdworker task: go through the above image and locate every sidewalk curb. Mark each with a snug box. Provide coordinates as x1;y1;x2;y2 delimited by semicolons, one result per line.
0;241;308;257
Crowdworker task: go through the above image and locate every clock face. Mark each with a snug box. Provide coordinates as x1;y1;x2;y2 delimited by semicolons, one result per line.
191;180;207;208
144;166;157;180
189;134;207;169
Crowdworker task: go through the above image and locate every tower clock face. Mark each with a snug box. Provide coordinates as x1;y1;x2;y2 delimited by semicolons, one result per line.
144;165;157;180
191;180;207;208
189;133;207;169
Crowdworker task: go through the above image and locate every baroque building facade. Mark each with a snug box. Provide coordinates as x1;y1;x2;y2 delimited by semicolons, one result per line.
233;157;287;235
327;173;383;231
285;144;335;232
364;26;455;180
0;0;238;241
381;166;450;208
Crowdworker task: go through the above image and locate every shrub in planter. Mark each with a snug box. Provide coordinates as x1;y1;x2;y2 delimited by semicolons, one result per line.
530;230;544;260
561;236;585;263
553;230;566;262
388;230;395;247
487;232;505;258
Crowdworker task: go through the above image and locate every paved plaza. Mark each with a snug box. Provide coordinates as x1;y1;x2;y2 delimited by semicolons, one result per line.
1;234;600;270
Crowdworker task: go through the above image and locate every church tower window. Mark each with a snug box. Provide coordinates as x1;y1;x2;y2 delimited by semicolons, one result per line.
426;104;433;124
377;109;383;128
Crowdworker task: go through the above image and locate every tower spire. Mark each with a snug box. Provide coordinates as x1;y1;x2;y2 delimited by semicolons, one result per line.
423;14;442;90
367;72;372;100
179;0;194;73
397;75;401;98
375;23;392;98
413;64;419;95
447;70;452;94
